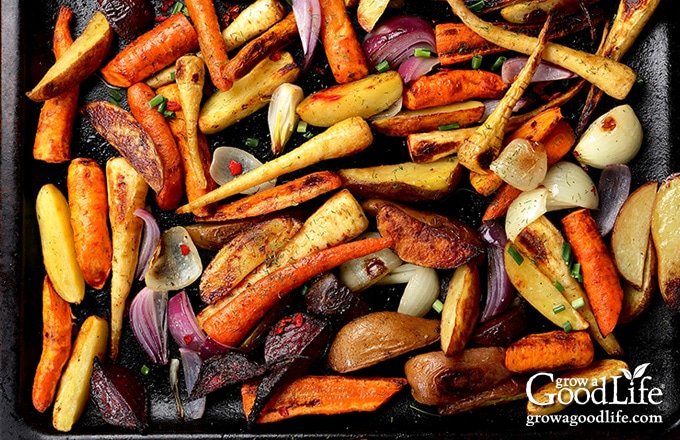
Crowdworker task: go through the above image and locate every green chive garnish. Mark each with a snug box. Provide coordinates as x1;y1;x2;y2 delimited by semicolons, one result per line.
471;55;483;69
562;321;573;333
553;281;565;293
571;262;582;282
438;123;460;131
468;0;485;12
109;89;123;102
562;242;572;266
414;48;432;58
571;297;585;310
162;110;176;118
148;94;166;108
141;365;150;375
490;56;506;72
170;71;176;80
296;120;308;133
303;131;314;139
553;304;566;314
508;244;524;265
375;60;390;73
245;137;259;148
432;299;444;314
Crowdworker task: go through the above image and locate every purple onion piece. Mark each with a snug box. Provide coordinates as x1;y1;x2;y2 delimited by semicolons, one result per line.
478;222;515;323
129;287;169;365
133;208;160;281
363;16;435;69
292;0;321;71
501;56;577;84
398;55;440;84
592;163;632;237
179;348;206;420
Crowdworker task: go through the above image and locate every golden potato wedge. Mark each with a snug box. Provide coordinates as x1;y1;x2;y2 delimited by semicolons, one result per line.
439;376;527;415
371;101;485;137
650;172;680;313
441;263;481;356
338;157;462;202
82;101;164;193
36;184;85;304
52;315;108;432
296;71;403;127
199;51;300;135
199;217;303;304
407;127;476;163
619;240;657;324
612;180;658;289
184;219;261;251
376;204;485;269
526;359;629;416
504;242;589;331
27;12;113;102
357;0;390;32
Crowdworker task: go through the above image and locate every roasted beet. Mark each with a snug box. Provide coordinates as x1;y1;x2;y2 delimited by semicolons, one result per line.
96;0;154;40
247;312;332;426
190;350;266;400
471;302;528;347
90;358;148;431
304;272;371;324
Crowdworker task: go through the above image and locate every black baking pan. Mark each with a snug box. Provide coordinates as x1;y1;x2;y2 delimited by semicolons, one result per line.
2;0;680;438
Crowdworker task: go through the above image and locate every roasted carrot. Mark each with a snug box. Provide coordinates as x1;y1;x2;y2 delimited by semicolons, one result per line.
100;13;199;88
200;171;343;222
242;375;407;423
504;330;594;373
66;158;112;290
222;12;298;84
127;82;184;210
157;83;218;217
200;236;393;346
33;5;79;163
32;276;73;413
319;0;369;84
561;208;624;337
184;0;233;91
402;69;507;110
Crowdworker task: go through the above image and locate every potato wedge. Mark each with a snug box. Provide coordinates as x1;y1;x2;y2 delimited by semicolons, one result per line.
357;0;390;32
185;219;261;251
371;101;485;137
407;127;476;163
612;180;658;289
198;51;300;135
296;71;403;127
504;242;589;331
328;311;440;373
338;157;462;202
650;172;680;313
441;263;481;355
26;12;113;102
526;359;629;416
619;240;657;324
52;315;109;432
439;376;527;415
82;101;164;193
376;204;484;269
36;184;85;304
199;217;303;304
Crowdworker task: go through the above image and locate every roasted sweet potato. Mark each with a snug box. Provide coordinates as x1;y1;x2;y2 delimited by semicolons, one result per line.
371;101;485;137
402;70;507;110
504;330;594;373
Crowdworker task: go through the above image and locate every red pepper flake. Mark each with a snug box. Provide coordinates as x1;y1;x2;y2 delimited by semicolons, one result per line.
166;100;181;112
180;243;191;256
221;5;241;27
155;15;169;22
160;0;175;13
278;407;290;417
273;317;292;335
228;159;243;176
269;52;282;62
292;313;304;327
183;335;193;345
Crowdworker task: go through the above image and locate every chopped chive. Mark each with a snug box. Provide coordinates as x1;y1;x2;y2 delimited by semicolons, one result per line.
507;244;524;265
303;131;315;139
375;60;390;73
162;110;176;118
468;0;485;12
109;89;124;102
571;262;582;282
148;94;166;108
562;321;573;333
490;56;507;72
553;304;566;314
296;120;308;133
300;285;309;296
170;71;176;80
553;281;565;293
471;55;483;69
245;137;259;148
171;2;185;14
414;47;432;58
432;299;444;314
438;123;459;131
562;242;572;266
157;99;167;113
571;297;585;310
140;365;150;375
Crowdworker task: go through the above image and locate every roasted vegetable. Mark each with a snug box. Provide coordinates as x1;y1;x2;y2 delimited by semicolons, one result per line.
440;263;481;355
304;272;371;325
371;101;485;137
504;330;594;373
471;302;528;347
190;350;266;400
95;0;153;40
184;219;261;251
650;172;680;313
90;358;148;431
438;376;527;415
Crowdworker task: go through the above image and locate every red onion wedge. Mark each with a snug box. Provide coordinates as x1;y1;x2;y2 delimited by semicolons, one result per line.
398;55;440;84
478;222;515;323
134;208;160;281
501;56;577;84
363;16;435;70
592;163;632;237
129;287;169;365
179;348;206;420
292;0;322;71
168;290;230;359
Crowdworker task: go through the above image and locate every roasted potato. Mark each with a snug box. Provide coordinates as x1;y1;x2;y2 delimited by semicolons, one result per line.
619;240;657;323
650;172;680;313
440;263;481;355
439;376;527;415
185;219;261;251
371;101;485;137
338;157;462;202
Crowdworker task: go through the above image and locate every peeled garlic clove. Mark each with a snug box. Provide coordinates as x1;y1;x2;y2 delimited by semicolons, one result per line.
398;265;440;317
573;104;643;169
490;138;547;191
145;226;203;291
268;83;304;155
505;187;549;242
542;161;599;211
209;146;276;195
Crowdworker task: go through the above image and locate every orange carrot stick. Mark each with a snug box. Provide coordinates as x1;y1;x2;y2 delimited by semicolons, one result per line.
127;82;184;210
504;330;594;373
67;158;113;290
100;13;199;88
33;5;79;163
242;375;407;423
185;0;233;91
32;276;73;413
319;0;369;84
201;237;393;346
561;209;624;337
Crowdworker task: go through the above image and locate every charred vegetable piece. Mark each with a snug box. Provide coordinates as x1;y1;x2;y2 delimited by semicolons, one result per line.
90;358;148;431
184;220;260;251
96;0;154;41
248;313;332;426
304;272;371;325
438;375;528;415
189;350;266;400
471;302;528;347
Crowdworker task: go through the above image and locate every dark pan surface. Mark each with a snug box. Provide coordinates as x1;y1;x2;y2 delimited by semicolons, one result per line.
2;0;680;438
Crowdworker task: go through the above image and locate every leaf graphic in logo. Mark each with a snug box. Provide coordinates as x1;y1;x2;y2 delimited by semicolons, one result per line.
620;368;632;381
633;363;650;380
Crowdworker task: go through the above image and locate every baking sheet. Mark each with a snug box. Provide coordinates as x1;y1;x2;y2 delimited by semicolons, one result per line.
1;0;680;438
